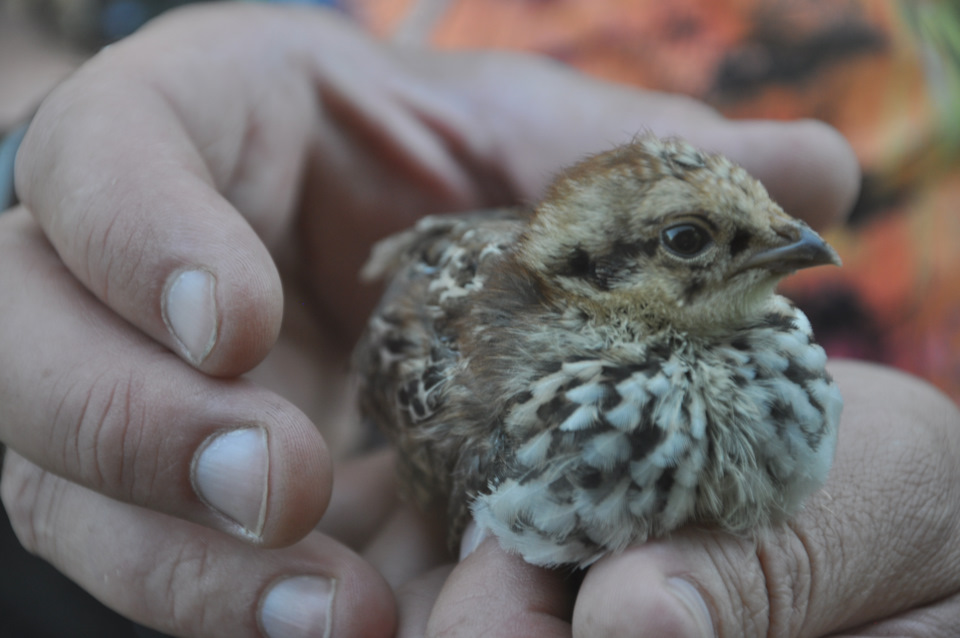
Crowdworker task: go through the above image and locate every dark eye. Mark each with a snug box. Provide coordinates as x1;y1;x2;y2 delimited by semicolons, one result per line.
661;223;713;257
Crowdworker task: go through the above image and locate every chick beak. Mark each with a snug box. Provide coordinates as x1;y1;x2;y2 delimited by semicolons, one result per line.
740;224;841;274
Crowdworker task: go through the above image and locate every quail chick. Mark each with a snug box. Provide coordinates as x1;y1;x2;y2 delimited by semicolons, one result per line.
354;136;843;568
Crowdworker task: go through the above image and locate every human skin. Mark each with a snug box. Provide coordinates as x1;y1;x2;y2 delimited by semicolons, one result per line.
3;4;958;637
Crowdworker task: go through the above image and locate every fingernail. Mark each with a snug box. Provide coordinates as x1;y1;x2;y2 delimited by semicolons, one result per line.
192;427;269;539
665;577;715;638
163;268;218;365
260;576;336;638
458;520;489;561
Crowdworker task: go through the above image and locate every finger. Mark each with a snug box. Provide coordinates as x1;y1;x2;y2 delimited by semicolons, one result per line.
362;504;449;589
0;209;328;546
12;7;324;374
319;451;449;589
705;119;859;231
425;533;575;638
833;593;960;637
315;449;401;549
396;566;454;638
1;452;396;638
399;52;860;230
573;362;960;638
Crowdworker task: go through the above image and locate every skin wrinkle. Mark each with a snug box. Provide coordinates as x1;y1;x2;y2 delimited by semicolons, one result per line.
770;521;815;637
162;541;219;635
61;368;101;489
804;366;960;635
94;372;121;490
789;496;850;637
120;227;148;305
96;203;126;305
1;454;44;555
1;463;74;577
39;96;158;312
36;470;69;569
881;432;954;595
704;536;769;637
122;370;151;506
815;456;890;633
49;375;74;477
57;360;153;506
312;82;453;218
92;369;155;501
81;204;98;294
884;429;960;599
753;536;782;638
38;93;130;289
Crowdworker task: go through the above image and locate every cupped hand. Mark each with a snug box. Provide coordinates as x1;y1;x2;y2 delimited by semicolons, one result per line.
2;3;859;636
397;362;960;638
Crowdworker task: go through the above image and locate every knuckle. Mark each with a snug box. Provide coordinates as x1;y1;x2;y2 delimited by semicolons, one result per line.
703;537;773;637
14;80;89;212
78;185;159;309
52;367;161;504
147;541;223;636
699;530;814;638
15;77;154;308
755;525;815;638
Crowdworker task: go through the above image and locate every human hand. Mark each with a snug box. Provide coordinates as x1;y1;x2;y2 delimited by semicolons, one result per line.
2;3;859;636
390;361;960;637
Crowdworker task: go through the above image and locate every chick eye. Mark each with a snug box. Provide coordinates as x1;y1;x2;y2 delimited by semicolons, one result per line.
661;223;713;258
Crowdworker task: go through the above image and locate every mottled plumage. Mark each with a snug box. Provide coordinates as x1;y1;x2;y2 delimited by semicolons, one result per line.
354;137;843;567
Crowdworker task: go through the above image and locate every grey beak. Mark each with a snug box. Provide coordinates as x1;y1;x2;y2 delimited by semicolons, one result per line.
741;224;841;274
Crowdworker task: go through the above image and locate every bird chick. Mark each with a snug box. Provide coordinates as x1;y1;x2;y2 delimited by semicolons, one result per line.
354;136;843;567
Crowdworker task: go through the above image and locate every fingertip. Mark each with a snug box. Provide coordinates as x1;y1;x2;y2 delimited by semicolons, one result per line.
273;535;398;638
259;554;397;638
17;63;286;379
259;406;333;548
9;454;396;638
329;555;398;638
576;549;715;638
190;386;333;548
163;267;221;367
783;119;861;227
164;217;284;377
428;535;573;637
259;575;338;638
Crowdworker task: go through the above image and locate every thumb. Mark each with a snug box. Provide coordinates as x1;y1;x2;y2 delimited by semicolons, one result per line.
573;362;960;637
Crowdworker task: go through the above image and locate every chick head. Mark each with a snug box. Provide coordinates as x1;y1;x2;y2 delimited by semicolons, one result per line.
516;137;840;332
